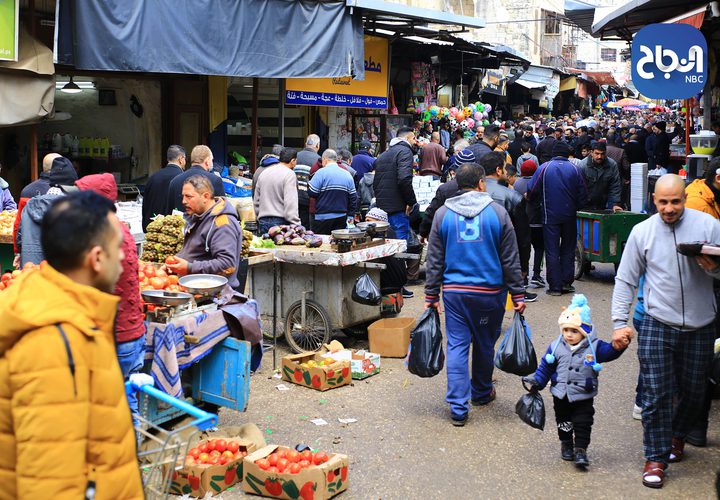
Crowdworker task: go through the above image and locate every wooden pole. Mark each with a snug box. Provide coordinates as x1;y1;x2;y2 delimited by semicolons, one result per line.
251;78;259;173
29;0;38;181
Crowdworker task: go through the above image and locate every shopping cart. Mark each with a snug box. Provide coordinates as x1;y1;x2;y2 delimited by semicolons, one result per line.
127;381;218;500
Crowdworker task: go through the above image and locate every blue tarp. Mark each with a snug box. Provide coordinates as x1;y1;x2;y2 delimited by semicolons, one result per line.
57;0;365;79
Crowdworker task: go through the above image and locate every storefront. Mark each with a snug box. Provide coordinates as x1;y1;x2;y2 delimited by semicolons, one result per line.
507;65;562;116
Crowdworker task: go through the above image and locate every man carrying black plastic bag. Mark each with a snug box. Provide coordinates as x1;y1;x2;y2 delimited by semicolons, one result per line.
424;163;525;426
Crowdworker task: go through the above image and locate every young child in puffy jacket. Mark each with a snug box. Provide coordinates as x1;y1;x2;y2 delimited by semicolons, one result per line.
523;294;628;468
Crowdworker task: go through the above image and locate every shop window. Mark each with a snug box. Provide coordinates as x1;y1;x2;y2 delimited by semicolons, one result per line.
544;10;561;35
601;48;617;62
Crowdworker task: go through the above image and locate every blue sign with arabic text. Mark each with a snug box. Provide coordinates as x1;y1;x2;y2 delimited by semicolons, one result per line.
632;24;707;100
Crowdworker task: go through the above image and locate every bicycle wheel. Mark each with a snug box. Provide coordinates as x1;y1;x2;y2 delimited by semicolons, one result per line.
284;299;332;353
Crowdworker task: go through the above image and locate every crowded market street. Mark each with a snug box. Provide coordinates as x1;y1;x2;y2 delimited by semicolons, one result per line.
225;265;720;499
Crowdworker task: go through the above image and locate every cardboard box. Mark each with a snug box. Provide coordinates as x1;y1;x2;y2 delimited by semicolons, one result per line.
243;445;349;499
281;352;352;391
320;348;380;380
367;317;415;357
167;438;257;497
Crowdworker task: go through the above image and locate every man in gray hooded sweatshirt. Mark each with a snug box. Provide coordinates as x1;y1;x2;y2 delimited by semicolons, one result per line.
611;174;720;489
424;162;525;427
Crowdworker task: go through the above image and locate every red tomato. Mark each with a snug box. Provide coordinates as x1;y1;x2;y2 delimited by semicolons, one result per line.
298;460;311;469
277;449;288;460
210;450;221;458
267;466;279;473
138;271;146;281
219;456;229;465
313;452;328;465
143;265;156;278
301;450;312;461
227;441;239;454
165;256;178;265
288;463;302;474
277;458;289;471
267;453;279;466
207;455;219;466
233;451;243;460
185;456;196;466
1;272;11;282
198;443;209;454
286;450;300;463
221;450;234;460
155;269;168;279
198;452;210;463
255;458;270;470
188;448;200;459
214;439;227;453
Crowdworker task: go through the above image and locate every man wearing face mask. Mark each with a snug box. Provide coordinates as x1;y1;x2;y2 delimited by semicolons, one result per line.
467;124;501;162
373;127;418;242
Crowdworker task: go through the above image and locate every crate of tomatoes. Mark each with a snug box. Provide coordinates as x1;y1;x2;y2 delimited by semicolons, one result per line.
138;260;182;292
243;445;349;499
167;437;257;497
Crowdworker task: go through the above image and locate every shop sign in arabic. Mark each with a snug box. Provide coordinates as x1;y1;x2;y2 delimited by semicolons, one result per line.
285;91;388;109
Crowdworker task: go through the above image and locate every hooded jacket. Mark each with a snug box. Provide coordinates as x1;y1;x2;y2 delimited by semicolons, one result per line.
424;191;524;304
0;265;143;499
177;197;242;288
351;150;375;178
14;157;78;252
76;174;145;343
685;178;720;220
18;194;61;266
532;333;623;402
0;178;16;211
373;138;417;215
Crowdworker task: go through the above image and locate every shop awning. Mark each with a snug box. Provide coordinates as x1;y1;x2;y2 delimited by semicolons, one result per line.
564;0;600;35
347;0;485;29
56;0;365;79
559;76;577;92
0;29;55;127
591;0;710;40
513;65;556;90
514;79;546;90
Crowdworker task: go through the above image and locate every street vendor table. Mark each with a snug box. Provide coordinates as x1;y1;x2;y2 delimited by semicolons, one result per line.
247;239;407;353
142;307;251;426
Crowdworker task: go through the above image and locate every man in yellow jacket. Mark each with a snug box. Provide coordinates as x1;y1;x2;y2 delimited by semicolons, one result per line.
0;191;143;499
685;160;720;219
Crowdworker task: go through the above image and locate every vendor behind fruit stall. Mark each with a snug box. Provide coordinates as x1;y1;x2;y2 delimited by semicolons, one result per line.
165;175;242;288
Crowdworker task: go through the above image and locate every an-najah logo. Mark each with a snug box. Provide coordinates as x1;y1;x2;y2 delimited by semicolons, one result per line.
635;45;704;81
631;23;707;99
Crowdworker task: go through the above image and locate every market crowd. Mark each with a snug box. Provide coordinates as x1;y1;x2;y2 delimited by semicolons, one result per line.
0;105;719;496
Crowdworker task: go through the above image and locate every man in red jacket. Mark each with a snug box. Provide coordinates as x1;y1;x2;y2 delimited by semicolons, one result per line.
75;173;146;424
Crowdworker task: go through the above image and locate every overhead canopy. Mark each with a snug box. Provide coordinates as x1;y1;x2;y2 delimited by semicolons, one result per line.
57;0;365;78
0;29;55;127
347;0;485;30
564;0;600;35
513;65;556;89
591;0;710;40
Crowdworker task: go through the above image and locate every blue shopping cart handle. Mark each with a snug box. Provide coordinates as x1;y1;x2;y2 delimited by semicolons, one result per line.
127;382;218;431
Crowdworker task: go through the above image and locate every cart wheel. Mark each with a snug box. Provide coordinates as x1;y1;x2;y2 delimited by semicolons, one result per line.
284;299;332;353
262;326;284;341
574;239;585;280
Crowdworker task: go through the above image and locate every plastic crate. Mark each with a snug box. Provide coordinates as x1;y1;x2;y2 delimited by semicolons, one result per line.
192;336;251;412
576;210;648;264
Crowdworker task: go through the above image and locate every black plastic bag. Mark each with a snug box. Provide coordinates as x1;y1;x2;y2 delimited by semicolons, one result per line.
352;272;382;305
515;391;545;430
494;312;537;376
407;308;445;378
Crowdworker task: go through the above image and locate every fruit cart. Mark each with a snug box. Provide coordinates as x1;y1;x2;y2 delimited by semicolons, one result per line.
140;280;252;426
247;235;407;353
574;210;649;279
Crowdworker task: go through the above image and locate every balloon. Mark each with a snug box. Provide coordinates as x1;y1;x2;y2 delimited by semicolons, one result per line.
464;107;472;117
475;101;481;108
466;118;475;129
478;104;485;112
449;107;458;117
423;111;431;122
473;111;482;121
469;104;477;113
484;104;492;113
456;111;465;121
429;105;439;116
460;120;469;130
482;119;489;126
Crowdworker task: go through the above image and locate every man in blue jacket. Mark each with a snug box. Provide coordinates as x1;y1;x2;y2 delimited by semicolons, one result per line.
528;142;587;296
425;162;525;426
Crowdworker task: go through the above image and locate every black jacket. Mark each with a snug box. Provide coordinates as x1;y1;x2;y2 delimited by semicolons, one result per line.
142;163;183;230
578;156;621;209
624;141;645;165
508;137;525;165
536;137;557;165
373;140;417;215
573;135;591;158
653;132;671;167
419;179;463;238
167;165;225;212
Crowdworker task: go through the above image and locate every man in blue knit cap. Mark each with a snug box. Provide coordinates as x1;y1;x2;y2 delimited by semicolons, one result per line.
524;294;628;468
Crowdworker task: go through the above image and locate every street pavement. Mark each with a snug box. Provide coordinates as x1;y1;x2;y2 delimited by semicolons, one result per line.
220;263;719;499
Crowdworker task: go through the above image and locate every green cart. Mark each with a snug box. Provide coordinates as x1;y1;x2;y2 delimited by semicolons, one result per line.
574;210;649;279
